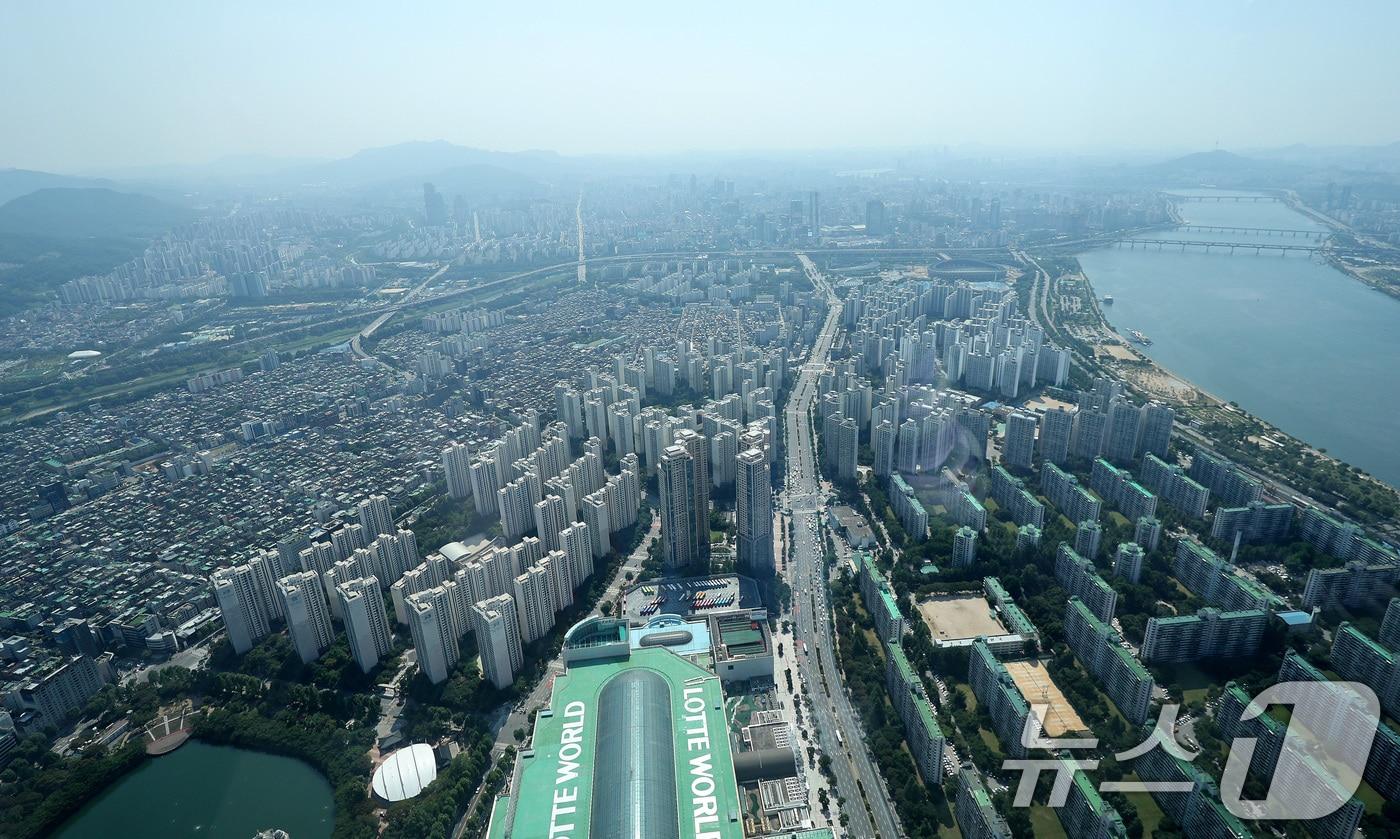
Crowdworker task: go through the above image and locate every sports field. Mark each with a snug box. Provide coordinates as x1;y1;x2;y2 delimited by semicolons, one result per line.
1004;659;1086;736
917;594;1007;641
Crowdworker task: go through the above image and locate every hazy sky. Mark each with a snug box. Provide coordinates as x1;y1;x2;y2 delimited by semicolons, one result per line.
3;0;1398;172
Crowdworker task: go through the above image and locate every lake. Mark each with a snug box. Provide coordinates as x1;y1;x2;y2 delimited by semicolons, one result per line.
1077;192;1400;488
54;741;334;839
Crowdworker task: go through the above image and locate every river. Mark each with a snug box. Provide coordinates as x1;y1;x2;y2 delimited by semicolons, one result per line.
54;741;334;839
1076;191;1400;489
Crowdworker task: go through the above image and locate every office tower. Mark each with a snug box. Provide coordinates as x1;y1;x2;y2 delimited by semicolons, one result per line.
659;444;698;570
1134;516;1162;552
1040;407;1074;465
736;448;773;576
1064;598;1154;725
514;564;555;644
1114;542;1145;584
1003;412;1037;470
423;182;447;226
277;571;335;665
356;495;395;539
407;588;460;685
865;199;887;235
953;526;978;568
442;442;473;500
807;190;820;235
211;564;272;655
956;768;1013;839
1056;544;1118;623
337;577;392;674
1075;519;1103;560
472;595;524;690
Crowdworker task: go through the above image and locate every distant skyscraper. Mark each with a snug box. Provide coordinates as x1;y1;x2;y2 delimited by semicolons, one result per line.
442;442;473;500
736;448;773;576
472;594;524;690
865;199;887;235
337;577;392;674
1003;412;1037;470
807;190;821;236
277;571;335;665
423;182;448;226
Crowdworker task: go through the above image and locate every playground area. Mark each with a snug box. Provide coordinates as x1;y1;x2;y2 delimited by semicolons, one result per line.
917;593;1007;642
1004;659;1086;737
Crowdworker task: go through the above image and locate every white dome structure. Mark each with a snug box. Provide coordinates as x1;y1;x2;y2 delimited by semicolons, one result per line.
371;743;438;802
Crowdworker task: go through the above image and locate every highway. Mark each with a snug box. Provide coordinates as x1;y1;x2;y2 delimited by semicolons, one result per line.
784;253;903;839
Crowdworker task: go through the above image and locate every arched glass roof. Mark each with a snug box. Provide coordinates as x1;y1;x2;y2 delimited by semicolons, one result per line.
589;668;679;839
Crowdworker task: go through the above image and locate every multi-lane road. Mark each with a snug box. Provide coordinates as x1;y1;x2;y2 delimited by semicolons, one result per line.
784;254;902;839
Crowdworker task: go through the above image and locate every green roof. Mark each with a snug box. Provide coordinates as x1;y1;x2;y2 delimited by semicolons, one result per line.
502;647;742;839
878;588;902;624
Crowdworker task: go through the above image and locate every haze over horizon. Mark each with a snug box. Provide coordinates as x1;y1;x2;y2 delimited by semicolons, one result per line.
4;0;1400;173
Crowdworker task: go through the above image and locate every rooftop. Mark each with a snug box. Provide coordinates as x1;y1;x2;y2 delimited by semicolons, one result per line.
492;646;743;839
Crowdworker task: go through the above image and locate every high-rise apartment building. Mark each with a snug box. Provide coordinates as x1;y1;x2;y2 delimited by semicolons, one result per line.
472;594;524;690
442;442;473;500
735;448;773;576
1003;412;1037;470
337;577;392;674
277;571;335;664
